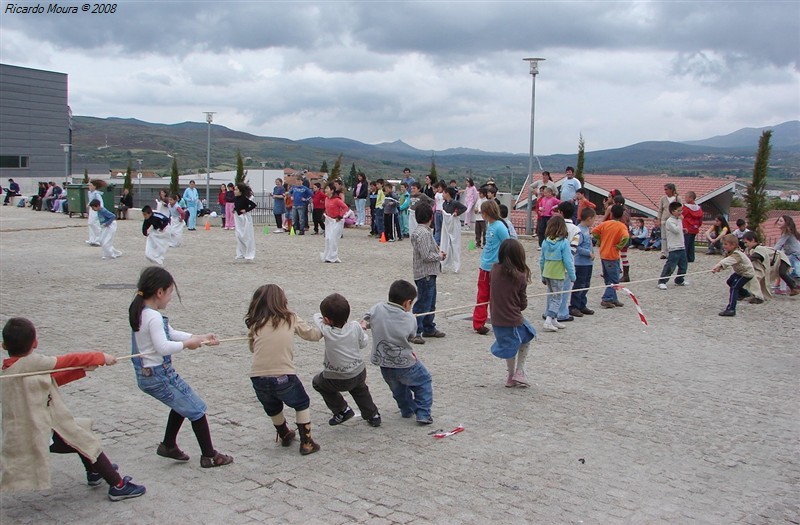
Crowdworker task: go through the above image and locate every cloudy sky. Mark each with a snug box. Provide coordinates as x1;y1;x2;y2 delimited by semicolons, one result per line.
2;1;798;155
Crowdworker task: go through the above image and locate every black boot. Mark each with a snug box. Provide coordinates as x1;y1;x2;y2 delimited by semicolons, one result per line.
621;266;630;283
274;421;296;447
296;423;320;456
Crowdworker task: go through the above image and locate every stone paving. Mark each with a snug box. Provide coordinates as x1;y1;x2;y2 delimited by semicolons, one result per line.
0;205;798;524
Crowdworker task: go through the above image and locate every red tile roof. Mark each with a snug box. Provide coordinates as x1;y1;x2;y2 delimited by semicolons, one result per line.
728;207;800;245
515;174;737;217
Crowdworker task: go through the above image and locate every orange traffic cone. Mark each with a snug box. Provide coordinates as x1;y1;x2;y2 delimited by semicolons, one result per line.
380;232;387;243
204;220;211;231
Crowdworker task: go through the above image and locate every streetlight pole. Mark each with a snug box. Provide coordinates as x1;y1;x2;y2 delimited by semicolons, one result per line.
136;159;143;208
60;144;71;183
523;57;544;236
204;112;215;208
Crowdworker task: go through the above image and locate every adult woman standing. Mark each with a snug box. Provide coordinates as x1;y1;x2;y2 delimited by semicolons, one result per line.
353;172;368;226
183;180;199;230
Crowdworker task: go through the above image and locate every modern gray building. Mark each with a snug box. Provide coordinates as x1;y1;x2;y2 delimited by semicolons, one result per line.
0;64;70;193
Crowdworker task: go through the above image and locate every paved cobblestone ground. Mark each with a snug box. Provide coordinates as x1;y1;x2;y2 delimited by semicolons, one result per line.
0;206;798;524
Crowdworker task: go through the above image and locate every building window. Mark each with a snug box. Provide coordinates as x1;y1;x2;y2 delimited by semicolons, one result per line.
0;156;29;168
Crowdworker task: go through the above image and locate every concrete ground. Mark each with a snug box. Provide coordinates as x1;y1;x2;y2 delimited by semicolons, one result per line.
0;205;798;524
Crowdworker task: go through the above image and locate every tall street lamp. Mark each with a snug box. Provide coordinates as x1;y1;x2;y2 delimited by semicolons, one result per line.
136;159;143;207
523;57;544;236
204;112;215;207
60;143;71;183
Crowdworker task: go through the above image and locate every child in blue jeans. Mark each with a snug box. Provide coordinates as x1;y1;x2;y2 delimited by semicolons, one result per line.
570;207;597;315
362;280;434;425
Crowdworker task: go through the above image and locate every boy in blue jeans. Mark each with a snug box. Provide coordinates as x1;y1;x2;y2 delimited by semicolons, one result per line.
570;207;596;315
362;280;434;425
410;202;447;344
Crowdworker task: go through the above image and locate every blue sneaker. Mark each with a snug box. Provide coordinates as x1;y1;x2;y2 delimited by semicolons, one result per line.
87;464;117;486
108;476;146;501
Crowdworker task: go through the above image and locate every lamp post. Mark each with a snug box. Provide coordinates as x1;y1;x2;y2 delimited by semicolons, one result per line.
60;143;71;183
136;159;143;208
523;57;544;236
204;112;215;208
506;165;514;197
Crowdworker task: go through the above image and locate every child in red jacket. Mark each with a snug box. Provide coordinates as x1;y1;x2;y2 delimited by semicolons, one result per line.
1;317;146;501
682;191;704;263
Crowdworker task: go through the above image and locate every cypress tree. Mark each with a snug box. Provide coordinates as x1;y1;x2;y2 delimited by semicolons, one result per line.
745;130;772;242
124;160;133;193
575;134;586;186
331;154;343;181
235;150;245;184
169;157;179;196
320;160;329;173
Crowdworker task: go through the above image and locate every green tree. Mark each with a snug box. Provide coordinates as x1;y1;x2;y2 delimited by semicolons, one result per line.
745;130;772;242
347;162;358;189
235;150;245;184
575;134;585;186
429;158;438;184
169;157;179;196
319;160;329;173
124;160;133;195
330;154;343;181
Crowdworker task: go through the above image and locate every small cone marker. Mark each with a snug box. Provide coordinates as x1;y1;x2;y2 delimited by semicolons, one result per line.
380;232;387;243
204;220;211;231
289;226;295;236
468;240;475;250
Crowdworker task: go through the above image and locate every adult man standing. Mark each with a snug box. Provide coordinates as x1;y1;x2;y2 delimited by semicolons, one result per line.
401;168;415;188
559;166;582;220
3;178;20;205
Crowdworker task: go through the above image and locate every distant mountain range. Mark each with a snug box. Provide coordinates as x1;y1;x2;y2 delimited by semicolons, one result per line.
71;117;799;189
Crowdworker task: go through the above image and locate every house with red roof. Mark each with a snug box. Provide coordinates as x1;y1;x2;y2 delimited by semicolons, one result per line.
513;173;739;221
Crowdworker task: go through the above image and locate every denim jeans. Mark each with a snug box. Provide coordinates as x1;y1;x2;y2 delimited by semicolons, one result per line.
570;265;592;311
292;206;308;233
380;361;433;420
601;259;620;302
375;209;384;234
356;199;366;225
684;233;697;262
251;375;310;417
136;365;208;421
434;211;443;245
413;275;437;336
544;278;565;318
557;278;573;319
659;249;688;285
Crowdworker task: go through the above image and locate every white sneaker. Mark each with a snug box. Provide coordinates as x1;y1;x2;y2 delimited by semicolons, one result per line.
553;320;566;329
543;321;558;332
274;228;284;233
658;283;667;290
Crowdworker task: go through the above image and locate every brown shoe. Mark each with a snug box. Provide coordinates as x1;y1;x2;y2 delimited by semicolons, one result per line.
580;308;595;315
297;423;320;456
200;452;234;468
790;289;800;296
409;335;426;345
157;443;190;462
476;326;490;335
612;300;624;307
568;308;584;318
600;301;616;309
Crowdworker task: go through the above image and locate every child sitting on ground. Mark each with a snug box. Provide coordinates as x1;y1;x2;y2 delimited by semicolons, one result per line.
245;284;323;455
711;234;756;317
362;280;434;425
311;293;381;427
1;318;145;501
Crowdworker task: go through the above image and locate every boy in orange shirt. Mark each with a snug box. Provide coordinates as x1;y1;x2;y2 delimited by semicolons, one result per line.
592;204;630;308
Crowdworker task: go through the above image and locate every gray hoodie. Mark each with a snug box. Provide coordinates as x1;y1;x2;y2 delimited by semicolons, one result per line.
364;302;417;369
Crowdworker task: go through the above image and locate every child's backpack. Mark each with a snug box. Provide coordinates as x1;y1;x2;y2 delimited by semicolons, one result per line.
16;198;26;207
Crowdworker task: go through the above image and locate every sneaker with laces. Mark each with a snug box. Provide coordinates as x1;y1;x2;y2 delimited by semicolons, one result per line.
658;283;668;290
329;407;355;426
409;335;425;344
505;373;516;388
87;464;118;486
600;301;616;309
200;451;234;468
367;413;382;427
107;476;146;501
553;320;566;329
512;370;530;387
542;321;558;332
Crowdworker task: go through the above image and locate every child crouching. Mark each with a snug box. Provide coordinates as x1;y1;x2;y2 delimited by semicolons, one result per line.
1;318;145;501
245;284;323;455
363;280;434;425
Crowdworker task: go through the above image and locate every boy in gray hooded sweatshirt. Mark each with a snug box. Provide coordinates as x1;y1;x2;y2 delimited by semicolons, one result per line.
362;280;434;425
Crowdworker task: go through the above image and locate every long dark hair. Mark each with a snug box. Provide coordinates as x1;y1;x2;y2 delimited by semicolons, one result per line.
497;238;531;283
244;284;295;334
129;267;178;331
236;182;253;198
714;215;730;235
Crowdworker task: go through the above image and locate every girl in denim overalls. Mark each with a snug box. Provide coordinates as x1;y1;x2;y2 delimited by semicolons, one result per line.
129;267;233;469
